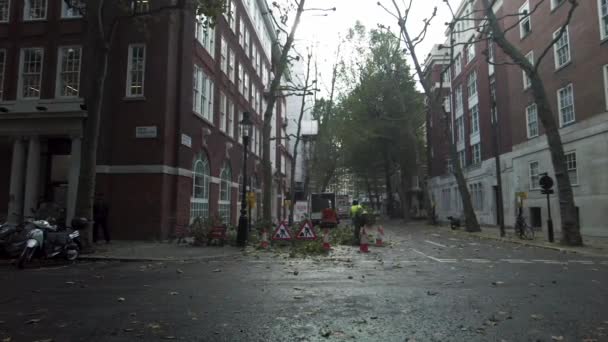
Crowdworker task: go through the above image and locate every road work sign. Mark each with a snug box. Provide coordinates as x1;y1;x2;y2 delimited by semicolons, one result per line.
296;220;317;240
272;222;292;241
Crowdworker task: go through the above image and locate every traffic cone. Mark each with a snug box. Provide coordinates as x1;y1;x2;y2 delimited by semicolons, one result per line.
322;228;331;251
260;229;269;249
359;227;369;253
375;226;385;247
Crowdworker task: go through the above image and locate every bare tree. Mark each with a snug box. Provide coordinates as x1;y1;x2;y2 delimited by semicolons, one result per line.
380;1;481;232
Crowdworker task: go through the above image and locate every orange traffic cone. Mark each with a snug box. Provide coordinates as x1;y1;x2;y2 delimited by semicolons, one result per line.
375;226;385;247
260;229;269;249
322;228;331;251
359;227;369;253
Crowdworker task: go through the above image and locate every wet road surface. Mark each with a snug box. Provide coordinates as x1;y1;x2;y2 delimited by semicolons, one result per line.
1;222;607;342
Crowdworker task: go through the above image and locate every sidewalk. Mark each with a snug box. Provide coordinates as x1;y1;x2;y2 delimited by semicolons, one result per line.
447;225;608;258
81;241;243;262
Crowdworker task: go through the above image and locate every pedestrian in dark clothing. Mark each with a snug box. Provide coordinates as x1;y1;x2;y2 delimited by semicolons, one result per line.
93;194;110;243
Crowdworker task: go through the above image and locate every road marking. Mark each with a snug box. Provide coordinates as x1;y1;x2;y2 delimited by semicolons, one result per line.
464;258;492;263
412;249;457;263
600;261;608;265
568;260;594;265
425;240;448;248
501;259;533;264
532;259;567;265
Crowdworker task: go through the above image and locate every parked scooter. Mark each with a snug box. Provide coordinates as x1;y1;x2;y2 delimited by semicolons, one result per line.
0;217;36;258
16;217;86;269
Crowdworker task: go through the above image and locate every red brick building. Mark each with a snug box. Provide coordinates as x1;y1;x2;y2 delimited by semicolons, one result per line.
0;0;292;239
426;0;608;236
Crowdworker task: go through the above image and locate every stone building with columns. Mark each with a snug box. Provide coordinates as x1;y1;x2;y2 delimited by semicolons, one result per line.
0;0;292;239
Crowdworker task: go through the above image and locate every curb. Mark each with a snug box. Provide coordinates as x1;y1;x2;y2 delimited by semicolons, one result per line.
79;253;242;263
448;229;607;258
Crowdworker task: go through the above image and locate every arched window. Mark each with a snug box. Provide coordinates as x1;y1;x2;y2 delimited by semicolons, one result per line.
219;163;232;224
191;155;210;222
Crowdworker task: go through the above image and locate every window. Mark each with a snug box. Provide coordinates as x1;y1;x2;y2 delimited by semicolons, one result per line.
252;45;258;71
0;49;5;100
455;85;463;113
565;152;578;185
228;49;235;83
244;27;250;57
551;0;566;10
243;72;249;100
219;92;227;132
193;65;214;122
458;150;466;168
604;65;608;110
523;51;534;89
220;36;228;74
488;41;495;75
557;84;575;126
470;104;479;134
62;0;84;18
191;155;210;222
24;0;46;20
239;17;245;47
225;0;236;32
466;42;475;64
227;98;234;138
0;0;9;22
19;48;44;99
238;66;244;95
126;44;145;97
467;71;477;98
252;84;258;113
447;159;454;173
196;17;215;57
526;103;539;138
219;164;232;224
469;183;484;211
133;0;149;13
529;161;540;189
56;46;82;98
455;117;465;143
454;53;462;76
519;1;531;38
443;96;451;112
553;26;571;69
472;143;481;165
600;0;608;40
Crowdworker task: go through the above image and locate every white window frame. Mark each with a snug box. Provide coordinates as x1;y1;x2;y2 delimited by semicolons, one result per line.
472;143;481;165
227;98;234;138
523;51;534;89
239;17;245;47
458;150;466;168
454;53;462;76
243;71;249;100
565;151;578;185
219;91;227;133
238;65;244;95
553;26;571;69
599;0;608;40
126;44;146;98
56;46;82;98
196;17;215;58
18;47;44;100
0;49;6;100
557;83;575;127
526;103;539;139
470;104;480;134
191;156;210;222
529;161;540;190
24;0;47;21
466;41;475;64
220;36;228;75
0;0;10;22
61;0;84;18
228;49;235;84
219;164;232;224
603;65;608;111
519;1;531;38
467;71;477;98
244;27;250;57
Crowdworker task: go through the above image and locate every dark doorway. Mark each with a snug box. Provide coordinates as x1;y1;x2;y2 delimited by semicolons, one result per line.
530;207;542;228
493;186;501;225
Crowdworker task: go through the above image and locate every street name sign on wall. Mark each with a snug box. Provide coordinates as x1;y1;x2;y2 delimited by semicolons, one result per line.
181;134;192;148
272;222;292;241
135;126;157;138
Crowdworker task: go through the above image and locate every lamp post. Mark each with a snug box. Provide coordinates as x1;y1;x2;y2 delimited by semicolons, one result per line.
237;112;253;247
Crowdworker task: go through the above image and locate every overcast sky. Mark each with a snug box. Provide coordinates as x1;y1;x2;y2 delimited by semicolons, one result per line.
286;0;460;96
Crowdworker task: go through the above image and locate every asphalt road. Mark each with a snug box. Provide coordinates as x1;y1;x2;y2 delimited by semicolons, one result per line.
1;222;607;342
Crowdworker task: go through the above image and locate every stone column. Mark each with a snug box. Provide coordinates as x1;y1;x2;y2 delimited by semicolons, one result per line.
7;139;26;223
23;136;41;218
66;137;82;227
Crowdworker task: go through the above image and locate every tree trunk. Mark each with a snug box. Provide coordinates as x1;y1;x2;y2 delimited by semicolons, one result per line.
481;0;582;245
262;0;306;223
396;20;480;232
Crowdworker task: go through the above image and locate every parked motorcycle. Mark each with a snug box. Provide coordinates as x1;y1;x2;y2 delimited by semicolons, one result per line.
0;219;36;258
16;218;85;269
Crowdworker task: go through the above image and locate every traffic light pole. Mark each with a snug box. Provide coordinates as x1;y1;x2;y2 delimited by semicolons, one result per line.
539;173;555;243
546;191;554;243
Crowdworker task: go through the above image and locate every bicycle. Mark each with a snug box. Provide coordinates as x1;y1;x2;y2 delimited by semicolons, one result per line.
514;214;535;240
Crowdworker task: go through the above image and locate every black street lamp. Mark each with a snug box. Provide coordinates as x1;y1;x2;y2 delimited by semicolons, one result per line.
237;112;253;247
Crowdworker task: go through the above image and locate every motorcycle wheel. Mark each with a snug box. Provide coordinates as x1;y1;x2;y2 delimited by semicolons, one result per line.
17;247;34;269
65;247;79;261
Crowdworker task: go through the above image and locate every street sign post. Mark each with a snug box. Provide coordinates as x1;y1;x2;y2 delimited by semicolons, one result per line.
539;173;555;243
